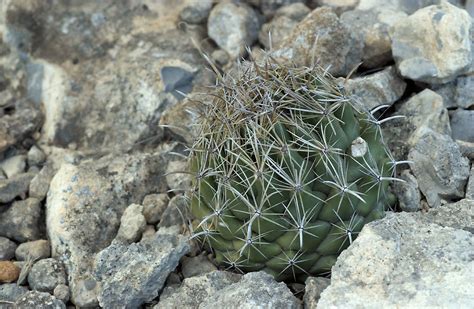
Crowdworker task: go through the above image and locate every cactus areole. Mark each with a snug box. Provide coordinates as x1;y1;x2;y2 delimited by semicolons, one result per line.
187;59;398;282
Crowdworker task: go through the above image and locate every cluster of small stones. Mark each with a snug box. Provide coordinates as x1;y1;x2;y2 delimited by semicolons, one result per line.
0;0;472;308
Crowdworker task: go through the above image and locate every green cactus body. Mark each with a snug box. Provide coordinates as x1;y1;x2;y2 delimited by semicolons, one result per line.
187;60;398;282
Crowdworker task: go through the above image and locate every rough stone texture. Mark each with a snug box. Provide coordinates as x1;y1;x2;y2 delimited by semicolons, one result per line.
4;1;211;153
0;236;17;260
115;203;146;244
421;199;473;232
258;3;310;49
199;271;302;309
46;151;168;307
181;254;218;279
208;1;261;59
29;163;56;199
0;172;35;203
179;0;213;24
156;271;242;309
408;127;470;207
157;195;187;229
15;240;51;261
260;0;305;17
94;233;189;308
0;198;43;242
390;2;472;84
450;109;474;143
357;0;463;14
14;291;65;309
432;75;474;109
309;0;358;15
27;258;67;293
271;6;363;76
0;261;20;283
341;8;407;68
142;193;169;225
53;284;70;304
166;160;191;193
466;166;474;200
318;203;474;308
0;154;25;178
27;145;47;167
393;169;421;212
342;66;406;110
159;97;198;145
0;283;29;303
456;139;474;160
303;276;331;309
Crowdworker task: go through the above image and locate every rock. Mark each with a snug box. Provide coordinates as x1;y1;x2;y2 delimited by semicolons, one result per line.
166;160;191;193
15;240;51;261
14;291;65;309
46;152;168;306
159;98;198;145
466;166;474;200
309;0;359;15
0;99;43;154
0;155;26;178
450;109;474;143
181;254;218;279
0;198;43;242
0;237;17;261
158;195;187;229
260;0;305;17
208;1;261;59
0;172;35;203
432;75;474;109
258;3;310;50
95;233;189;308
142;193;169;225
467;0;474;16
357;0;463;14
317;204;474;308
341;8;407;68
408;127;470;207
0;261;20;283
211;49;230;67
0;283;29;303
456;139;474;160
29;163;56;199
422;199;473;231
160;64;197;100
27;145;47;167
179;0;213;24
341;66;406;110
303;276;331;309
199;271;301;308
71;279;99;308
27;258;67;293
390;2;472;84
155;271;242;309
271;6;362;76
393;169;421;212
115;204;147;243
53;284;70;304
141;225;156;240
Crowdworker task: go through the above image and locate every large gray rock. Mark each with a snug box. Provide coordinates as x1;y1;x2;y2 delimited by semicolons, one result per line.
390;2;472;84
450;109;474;143
466;166;474;200
271;6;363;76
318;201;474;308
14;291;65;309
0;172;35;203
258;3;310;50
0;198;43;242
156;271;242;309
95;233;189;308
408;127;470;207
342;66;406;110
46;152;168;307
432;75;474;108
341;8;407;68
392;169;421;212
357;0;463;14
199;271;302;308
27;258;67;293
208;1;261;59
0;283;29;304
179;0;213;24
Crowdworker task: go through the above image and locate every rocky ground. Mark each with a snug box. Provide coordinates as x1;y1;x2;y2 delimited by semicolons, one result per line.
0;0;473;308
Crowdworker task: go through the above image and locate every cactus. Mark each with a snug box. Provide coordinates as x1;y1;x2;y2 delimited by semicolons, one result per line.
186;58;401;282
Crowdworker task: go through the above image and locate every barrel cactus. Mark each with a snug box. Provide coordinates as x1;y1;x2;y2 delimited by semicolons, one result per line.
187;58;401;282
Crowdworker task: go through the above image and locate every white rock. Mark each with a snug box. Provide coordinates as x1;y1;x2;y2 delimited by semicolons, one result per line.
0;155;26;178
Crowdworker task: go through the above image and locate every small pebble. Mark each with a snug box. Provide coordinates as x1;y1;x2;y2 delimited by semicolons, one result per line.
0;236;17;260
15;239;51;261
142;193;169;225
0;155;26;178
53;284;70;303
27;145;47;167
0;260;20;283
28;258;67;293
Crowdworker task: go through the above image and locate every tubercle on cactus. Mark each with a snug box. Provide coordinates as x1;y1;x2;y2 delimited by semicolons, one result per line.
181;56;406;282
